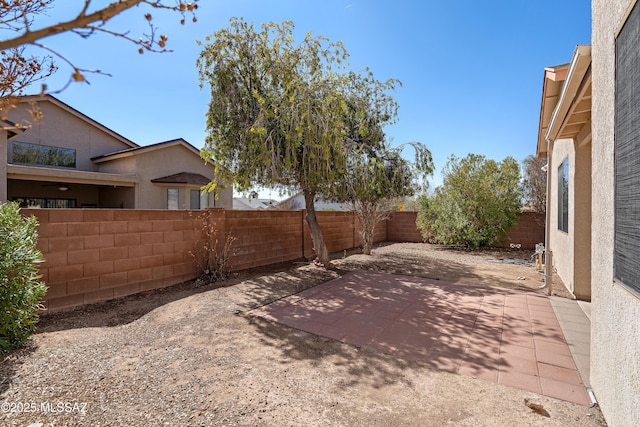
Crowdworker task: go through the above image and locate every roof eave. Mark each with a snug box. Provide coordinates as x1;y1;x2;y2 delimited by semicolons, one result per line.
544;45;592;147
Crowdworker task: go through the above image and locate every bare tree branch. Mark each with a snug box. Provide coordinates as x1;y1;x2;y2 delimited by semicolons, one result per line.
0;0;197;115
0;1;197;51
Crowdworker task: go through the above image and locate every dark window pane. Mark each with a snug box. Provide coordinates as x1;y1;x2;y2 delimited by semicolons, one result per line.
557;158;569;233
11;141;76;168
190;189;200;209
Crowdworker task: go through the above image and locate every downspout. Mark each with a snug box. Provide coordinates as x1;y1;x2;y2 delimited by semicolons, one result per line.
541;138;553;295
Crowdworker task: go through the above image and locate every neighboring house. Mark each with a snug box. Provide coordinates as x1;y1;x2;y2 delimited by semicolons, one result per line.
537;45;592;301
232;197;278;210
0;95;232;209
276;192;350;211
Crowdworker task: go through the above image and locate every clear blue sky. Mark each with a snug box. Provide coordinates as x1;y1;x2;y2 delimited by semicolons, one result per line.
33;1;591;197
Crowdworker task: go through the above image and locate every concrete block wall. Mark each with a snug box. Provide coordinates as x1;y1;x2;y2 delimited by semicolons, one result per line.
353;215;388;248
386;211;545;250
226;210;303;271
26;207;543;311
498;211;545;250
387;212;424;242
303;211;357;258
28;209;201;311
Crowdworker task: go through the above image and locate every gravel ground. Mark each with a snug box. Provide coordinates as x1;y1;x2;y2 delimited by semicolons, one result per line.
1;243;605;426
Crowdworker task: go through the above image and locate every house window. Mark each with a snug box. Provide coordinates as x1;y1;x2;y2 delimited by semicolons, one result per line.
190;189;200;209
167;189;179;210
557;158;569;233
615;0;640;295
10;141;76;168
200;191;208;209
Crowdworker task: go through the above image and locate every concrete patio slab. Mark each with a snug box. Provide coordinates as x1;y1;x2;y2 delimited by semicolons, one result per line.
250;270;592;406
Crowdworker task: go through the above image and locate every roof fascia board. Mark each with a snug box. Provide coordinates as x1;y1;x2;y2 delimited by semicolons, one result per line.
537;66;569;156
92;138;202;163
545;45;592;143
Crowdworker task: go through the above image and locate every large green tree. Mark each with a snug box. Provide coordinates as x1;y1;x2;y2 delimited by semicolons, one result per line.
417;154;522;249
198;18;400;266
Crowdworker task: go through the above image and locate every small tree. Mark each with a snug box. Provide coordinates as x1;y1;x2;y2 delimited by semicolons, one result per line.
0;202;47;354
332;142;433;254
417;154;522;249
522;154;547;215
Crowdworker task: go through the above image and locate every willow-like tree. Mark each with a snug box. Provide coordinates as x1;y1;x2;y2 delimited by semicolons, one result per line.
198;18;380;266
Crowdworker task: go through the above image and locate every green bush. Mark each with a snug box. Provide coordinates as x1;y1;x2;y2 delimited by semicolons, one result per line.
417;154;522;249
0;201;47;354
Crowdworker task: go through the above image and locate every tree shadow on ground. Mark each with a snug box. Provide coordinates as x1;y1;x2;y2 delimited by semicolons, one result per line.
35;259;316;333
241;269;570;393
0;344;37;395
30;243;571;394
245;314;418;390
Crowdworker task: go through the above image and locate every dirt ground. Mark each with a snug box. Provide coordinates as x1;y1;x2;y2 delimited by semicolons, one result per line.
1;243;606;426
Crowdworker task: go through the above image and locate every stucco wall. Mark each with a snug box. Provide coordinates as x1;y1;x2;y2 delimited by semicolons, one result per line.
100;144;233;210
550;138;575;293
7;100;133;171
592;0;640;425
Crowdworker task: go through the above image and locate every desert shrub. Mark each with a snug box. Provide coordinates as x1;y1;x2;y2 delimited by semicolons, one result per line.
189;209;237;285
0;201;47;354
416;154;522;249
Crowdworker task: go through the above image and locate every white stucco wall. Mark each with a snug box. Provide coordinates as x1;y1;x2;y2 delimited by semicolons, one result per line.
550;138;575;293
592;0;640;425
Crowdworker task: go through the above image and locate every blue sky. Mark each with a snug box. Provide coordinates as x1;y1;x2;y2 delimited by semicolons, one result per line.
31;1;590;198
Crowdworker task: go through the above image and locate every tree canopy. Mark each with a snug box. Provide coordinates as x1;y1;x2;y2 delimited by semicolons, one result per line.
416;154;522;249
198;18;421;264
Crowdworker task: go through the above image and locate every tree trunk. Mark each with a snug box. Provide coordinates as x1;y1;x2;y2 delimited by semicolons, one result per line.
359;202;376;255
303;190;330;266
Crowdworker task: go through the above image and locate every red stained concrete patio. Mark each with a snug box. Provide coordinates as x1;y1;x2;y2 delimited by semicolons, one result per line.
251;270;591;406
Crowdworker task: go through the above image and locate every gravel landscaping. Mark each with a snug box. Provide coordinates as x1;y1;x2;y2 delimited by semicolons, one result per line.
1;243;606;426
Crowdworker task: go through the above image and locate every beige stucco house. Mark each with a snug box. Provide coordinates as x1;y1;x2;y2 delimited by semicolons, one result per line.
0;95;231;209
538;2;640;424
537;45;592;302
591;0;640;425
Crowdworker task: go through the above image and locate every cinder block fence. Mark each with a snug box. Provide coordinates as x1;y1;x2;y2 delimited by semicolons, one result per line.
25;209;543;312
